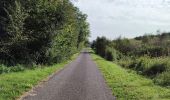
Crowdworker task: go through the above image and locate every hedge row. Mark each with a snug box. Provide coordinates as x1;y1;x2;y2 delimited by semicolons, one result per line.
0;0;89;66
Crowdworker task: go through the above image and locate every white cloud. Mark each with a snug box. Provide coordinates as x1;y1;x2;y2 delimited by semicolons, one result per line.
72;0;170;41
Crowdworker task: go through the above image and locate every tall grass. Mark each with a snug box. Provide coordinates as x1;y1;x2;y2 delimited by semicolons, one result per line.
92;54;170;100
117;56;170;87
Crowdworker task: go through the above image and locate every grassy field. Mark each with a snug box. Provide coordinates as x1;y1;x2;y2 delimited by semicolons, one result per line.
0;54;78;100
92;54;170;100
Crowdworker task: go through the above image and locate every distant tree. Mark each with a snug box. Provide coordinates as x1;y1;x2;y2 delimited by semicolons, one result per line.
76;10;90;49
114;37;135;55
91;40;96;50
95;36;109;57
142;35;150;44
92;37;122;61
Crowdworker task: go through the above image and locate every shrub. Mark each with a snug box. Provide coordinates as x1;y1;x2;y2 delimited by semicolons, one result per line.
118;56;170;86
128;56;153;73
153;61;170;86
104;46;122;61
105;47;114;61
9;65;25;72
154;71;170;87
105;50;113;61
144;63;166;77
0;64;25;74
0;65;10;74
116;57;134;68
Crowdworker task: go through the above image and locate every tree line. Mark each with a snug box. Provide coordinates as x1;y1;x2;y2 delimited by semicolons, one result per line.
91;33;170;87
92;33;170;61
0;0;90;66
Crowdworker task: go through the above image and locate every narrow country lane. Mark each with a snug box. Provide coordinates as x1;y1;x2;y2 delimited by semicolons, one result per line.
21;51;115;100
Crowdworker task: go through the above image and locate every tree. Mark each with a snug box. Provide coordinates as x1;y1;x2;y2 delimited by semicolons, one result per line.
0;0;90;66
95;37;109;57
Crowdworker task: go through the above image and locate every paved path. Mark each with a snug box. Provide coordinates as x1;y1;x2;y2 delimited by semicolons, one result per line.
22;52;115;100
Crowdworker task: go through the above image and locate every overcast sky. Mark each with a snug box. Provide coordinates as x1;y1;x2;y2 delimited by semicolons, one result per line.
72;0;170;41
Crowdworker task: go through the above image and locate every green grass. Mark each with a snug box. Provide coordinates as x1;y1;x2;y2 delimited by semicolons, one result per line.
91;54;170;100
0;54;78;100
117;56;170;87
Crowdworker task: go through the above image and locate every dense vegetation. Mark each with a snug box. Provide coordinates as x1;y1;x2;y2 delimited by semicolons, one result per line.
0;0;89;68
0;1;88;98
91;33;170;87
92;54;170;100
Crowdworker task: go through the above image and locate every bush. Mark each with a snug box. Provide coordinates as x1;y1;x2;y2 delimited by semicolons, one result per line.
153;61;170;86
128;56;153;73
126;57;169;75
117;56;170;87
144;63;166;77
9;65;25;72
104;47;114;61
116;57;134;68
0;65;10;74
154;71;170;87
134;46;168;57
105;50;113;61
0;64;25;74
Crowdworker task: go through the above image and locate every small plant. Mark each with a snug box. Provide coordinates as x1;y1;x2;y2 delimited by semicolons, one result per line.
154;71;170;87
10;65;25;72
0;64;25;74
0;65;10;74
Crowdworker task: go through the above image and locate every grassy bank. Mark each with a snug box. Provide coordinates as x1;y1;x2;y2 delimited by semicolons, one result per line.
117;56;170;87
0;54;78;100
92;54;170;100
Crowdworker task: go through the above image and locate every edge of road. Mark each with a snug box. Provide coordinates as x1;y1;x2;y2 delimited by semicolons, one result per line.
18;53;80;100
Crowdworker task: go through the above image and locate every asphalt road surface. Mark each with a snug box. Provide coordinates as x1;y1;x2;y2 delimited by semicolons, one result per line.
22;51;115;100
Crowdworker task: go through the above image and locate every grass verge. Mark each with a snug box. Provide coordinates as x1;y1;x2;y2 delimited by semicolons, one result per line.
91;54;170;100
0;54;78;100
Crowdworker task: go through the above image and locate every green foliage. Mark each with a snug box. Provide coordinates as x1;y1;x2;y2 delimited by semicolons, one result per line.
114;37;137;55
92;54;170;100
91;36;122;61
92;36;109;57
0;64;25;74
92;33;170;87
112;33;170;57
134;46;169;57
105;46;119;61
117;57;170;87
154;71;170;87
116;57;134;68
0;0;89;66
105;47;114;61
